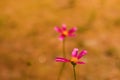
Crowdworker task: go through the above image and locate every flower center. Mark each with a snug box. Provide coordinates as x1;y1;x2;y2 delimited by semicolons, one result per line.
63;31;68;36
70;57;78;63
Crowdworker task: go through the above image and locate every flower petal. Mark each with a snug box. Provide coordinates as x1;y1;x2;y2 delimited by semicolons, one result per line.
68;33;76;37
72;48;78;57
54;26;62;33
77;61;85;64
62;24;67;31
56;57;70;62
59;35;65;41
78;50;87;59
68;27;77;34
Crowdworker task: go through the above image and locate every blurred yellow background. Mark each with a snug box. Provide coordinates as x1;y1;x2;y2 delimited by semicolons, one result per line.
0;0;120;80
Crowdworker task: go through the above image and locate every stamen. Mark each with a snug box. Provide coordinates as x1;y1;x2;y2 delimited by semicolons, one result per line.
70;57;78;63
63;31;68;36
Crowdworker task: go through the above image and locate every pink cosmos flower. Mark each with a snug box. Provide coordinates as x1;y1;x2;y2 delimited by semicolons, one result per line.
56;48;87;65
54;24;77;40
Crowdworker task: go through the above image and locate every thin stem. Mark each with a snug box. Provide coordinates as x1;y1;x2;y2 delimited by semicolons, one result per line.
62;39;66;58
57;63;65;80
73;65;76;80
57;39;66;80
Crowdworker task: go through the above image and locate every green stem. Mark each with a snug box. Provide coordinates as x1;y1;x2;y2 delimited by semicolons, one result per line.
63;39;66;58
57;39;66;80
73;65;76;80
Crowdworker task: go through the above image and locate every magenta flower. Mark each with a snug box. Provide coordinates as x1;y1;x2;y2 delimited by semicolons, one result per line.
56;48;87;65
54;24;77;40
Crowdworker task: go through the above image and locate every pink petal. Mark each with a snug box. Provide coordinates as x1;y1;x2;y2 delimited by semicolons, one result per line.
72;48;78;57
56;57;70;62
78;50;87;59
68;27;77;34
77;61;85;64
54;26;62;33
59;35;65;41
68;33;76;37
62;24;67;31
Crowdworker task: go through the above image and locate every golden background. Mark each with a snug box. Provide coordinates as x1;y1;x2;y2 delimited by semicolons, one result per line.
0;0;120;80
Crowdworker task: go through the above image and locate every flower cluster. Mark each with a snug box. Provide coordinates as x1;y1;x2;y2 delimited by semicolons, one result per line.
54;24;87;66
54;24;87;80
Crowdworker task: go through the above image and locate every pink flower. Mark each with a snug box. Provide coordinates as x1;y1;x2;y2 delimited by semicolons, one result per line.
56;48;87;65
54;24;77;41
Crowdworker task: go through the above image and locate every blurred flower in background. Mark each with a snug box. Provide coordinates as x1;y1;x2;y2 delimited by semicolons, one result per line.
54;24;77;40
